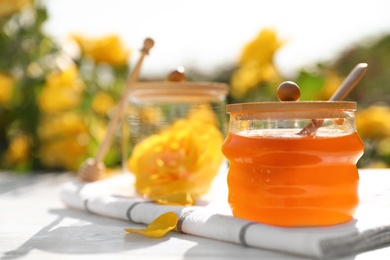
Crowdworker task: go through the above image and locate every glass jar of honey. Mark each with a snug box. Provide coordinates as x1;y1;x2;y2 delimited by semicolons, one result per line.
221;101;364;226
122;70;228;205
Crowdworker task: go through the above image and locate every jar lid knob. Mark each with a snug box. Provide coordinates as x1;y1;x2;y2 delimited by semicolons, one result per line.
167;66;187;82
277;81;301;101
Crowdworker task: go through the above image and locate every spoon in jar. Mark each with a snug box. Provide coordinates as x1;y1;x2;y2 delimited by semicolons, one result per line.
298;63;368;136
78;38;155;182
277;63;368;136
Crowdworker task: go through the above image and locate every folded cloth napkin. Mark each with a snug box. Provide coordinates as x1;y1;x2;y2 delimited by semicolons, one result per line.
59;172;390;259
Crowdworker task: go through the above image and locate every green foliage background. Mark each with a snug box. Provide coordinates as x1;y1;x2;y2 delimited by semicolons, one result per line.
1;1;390;172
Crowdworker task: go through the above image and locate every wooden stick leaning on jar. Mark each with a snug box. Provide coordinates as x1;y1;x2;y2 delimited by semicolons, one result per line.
78;38;155;182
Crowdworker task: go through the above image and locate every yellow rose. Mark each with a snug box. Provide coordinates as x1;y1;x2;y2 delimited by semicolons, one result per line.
187;104;218;126
127;109;223;206
231;62;278;99
231;28;283;99
239;28;283;67
356;105;390;139
0;0;31;18
139;106;163;124
38;112;89;170
0;73;14;105
72;34;130;66
4;134;31;164
39;137;88;171
38;112;89;140
91;91;117;116
377;137;390;157
317;69;343;100
38;66;84;113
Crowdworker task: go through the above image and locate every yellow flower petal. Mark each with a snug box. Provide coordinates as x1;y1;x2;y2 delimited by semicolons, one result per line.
124;212;178;238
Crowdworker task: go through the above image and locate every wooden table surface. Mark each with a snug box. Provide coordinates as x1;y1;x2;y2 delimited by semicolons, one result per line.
1;169;390;260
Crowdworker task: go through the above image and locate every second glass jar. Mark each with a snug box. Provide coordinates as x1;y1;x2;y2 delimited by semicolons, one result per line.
122;80;228;206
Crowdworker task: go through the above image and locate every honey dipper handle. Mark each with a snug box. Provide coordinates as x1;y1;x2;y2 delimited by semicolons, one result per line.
330;63;367;101
297;63;368;136
94;38;155;163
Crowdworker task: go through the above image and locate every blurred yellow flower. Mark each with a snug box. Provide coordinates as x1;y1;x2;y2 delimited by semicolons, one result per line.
72;34;130;66
39;137;88;171
231;28;283;99
127;107;223;206
231;62;279;99
89;118;109;144
317;69;342;100
0;73;14;105
187;104;218;126
356;105;390;139
38;112;89;170
38;66;84;113
139;106;163;124
0;0;31;18
91;91;117;115
239;28;283;67
4;134;31;164
38;112;89;140
377;137;390;157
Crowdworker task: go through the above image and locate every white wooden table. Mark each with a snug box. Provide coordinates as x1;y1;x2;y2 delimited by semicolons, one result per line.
1;169;390;260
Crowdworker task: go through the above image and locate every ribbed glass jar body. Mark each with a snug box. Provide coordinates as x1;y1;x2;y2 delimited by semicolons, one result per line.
222;101;364;226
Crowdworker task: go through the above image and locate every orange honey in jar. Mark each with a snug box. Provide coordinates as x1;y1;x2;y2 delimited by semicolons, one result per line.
221;101;364;227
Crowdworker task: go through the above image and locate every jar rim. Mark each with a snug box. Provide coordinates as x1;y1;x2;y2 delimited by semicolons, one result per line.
226;101;357;113
128;81;228;102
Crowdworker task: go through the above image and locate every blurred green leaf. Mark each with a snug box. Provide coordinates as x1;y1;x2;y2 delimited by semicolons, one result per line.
295;70;325;101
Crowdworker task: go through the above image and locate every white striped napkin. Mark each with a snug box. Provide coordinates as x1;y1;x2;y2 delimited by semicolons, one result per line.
59;171;390;259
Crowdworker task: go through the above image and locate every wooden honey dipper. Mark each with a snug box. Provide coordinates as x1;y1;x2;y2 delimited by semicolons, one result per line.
78;38;155;182
276;63;368;136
